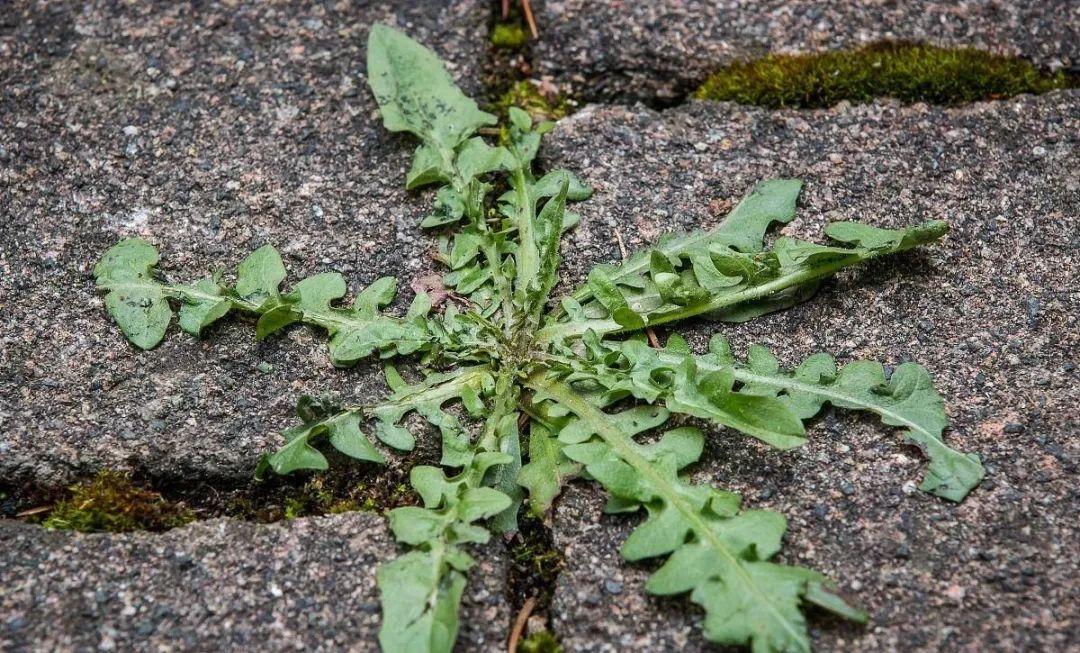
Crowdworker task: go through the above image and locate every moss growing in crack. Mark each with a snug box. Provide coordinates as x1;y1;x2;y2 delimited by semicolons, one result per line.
512;540;563;584
519;631;562;653
492;23;528;49
42;471;195;533
280;476;383;520
694;41;1074;108
508;514;564;612
493;80;571;123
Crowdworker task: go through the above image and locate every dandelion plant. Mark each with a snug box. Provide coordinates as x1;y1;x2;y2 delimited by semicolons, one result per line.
94;25;984;653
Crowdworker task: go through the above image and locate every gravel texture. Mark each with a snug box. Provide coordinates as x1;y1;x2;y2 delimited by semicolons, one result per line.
0;513;509;651
0;0;488;484
532;1;1079;103
541;92;1079;651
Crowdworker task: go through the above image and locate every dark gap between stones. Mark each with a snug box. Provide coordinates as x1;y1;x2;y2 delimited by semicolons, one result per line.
0;451;423;532
503;511;564;647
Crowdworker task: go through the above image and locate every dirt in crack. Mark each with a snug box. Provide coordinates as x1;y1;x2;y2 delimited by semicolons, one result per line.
504;512;564;647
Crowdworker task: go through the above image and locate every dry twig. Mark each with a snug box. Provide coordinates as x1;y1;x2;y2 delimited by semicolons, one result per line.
507;595;537;652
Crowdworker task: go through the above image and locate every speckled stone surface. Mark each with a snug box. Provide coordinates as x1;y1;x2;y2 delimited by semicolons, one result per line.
541;92;1079;651
0;1;488;484
532;1;1079;103
0;513;509;652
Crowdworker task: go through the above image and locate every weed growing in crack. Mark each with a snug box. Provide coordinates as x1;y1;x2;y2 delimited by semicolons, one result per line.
95;26;984;653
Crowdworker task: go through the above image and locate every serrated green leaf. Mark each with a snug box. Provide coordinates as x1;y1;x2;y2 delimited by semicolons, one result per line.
561;179;800;314
542;216;949;343
484;413;525;534
825;219;948;251
531;374;858;653
320;277;432;366
721;339;983;501
557;334;984;502
370;367;495;466
527;183;568;318
667;358;807;450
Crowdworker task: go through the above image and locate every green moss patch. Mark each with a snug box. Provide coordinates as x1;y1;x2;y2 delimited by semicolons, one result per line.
694;42;1073;108
492;23;529;49
519;630;562;653
42;471;195;533
493;80;572;123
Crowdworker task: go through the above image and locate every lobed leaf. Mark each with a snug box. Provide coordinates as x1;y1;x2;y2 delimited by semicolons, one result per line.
372;366;495;467
553;334;983;501
542;215;949;342
516;422;581;516
531;375;865;653
716;338;984;501
378;455;512;653
254;395;388;479
94;240;437;365
564;179;801;312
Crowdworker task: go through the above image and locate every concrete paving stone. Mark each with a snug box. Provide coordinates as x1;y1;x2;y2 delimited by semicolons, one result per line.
0;513;509;652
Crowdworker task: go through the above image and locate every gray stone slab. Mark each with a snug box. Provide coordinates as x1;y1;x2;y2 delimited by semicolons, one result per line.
540;92;1079;650
0;513;508;651
0;1;488;483
533;1;1078;103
